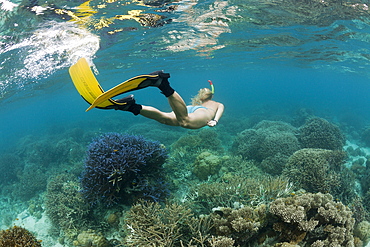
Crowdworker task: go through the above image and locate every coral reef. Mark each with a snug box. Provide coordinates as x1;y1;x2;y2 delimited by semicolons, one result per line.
220;155;265;180
283;148;355;203
363;190;370;214
354;221;370;245
207;236;235;247
121;193;358;247
45;174;90;241
270;192;355;246
0;154;21;186
260;153;290;176
0;225;42;247
127;122;185;146
73;230;111;247
292;108;315;127
81;133;168;206
349;197;369;224
124;200;212;247
192;151;228;180
298;117;345;150
361;127;370;147
170;128;224;164
359;161;370;200
188;176;293;213
15;133;84;168
211;204;268;245
232;120;300;175
12;164;48;200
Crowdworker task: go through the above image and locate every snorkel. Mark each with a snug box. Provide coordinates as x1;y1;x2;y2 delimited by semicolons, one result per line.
208;80;215;94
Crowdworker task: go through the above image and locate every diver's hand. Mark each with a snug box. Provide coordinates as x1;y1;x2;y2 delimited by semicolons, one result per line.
207;120;218;127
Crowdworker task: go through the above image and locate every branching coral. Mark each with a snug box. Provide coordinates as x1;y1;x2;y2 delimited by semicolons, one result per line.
123;193;356;247
127;122;185;146
15;133;84;168
192;151;227;180
124;200;213;247
354;221;370;245
361;127;370;147
211;204;268;245
170;129;224;164
81;133;168;206
0;225;42;247
187;176;293;212
207;236;235;247
299;117;345;150
45;174;90;241
0;154;21;186
73;229;110;247
269;192;355;246
283;148;355;203
232;120;300;175
13;164;48;200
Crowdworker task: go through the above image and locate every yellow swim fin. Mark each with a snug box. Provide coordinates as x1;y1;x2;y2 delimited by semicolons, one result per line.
87;73;160;111
69;57;120;110
69;58;163;112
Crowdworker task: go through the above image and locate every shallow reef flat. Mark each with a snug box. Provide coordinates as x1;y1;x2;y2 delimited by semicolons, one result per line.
1;113;370;246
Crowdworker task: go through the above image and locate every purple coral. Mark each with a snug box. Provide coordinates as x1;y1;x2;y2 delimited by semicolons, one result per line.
81;133;168;206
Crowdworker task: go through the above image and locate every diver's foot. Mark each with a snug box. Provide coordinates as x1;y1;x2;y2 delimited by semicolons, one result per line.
149;70;174;97
114;94;135;110
113;94;142;115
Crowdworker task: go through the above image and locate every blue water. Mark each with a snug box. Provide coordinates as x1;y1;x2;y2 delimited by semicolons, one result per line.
2;58;370;151
1;0;370;245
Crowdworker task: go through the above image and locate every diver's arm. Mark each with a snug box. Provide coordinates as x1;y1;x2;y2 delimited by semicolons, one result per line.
207;103;224;127
214;103;224;122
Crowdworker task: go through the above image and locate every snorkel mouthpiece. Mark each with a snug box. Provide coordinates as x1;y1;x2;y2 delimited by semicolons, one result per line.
208;80;215;94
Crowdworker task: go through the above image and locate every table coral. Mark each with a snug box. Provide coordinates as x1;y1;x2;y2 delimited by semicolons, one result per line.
81;133;168;206
270;192;355;246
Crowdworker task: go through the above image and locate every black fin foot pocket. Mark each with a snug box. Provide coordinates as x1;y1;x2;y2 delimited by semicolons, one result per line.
149;70;170;79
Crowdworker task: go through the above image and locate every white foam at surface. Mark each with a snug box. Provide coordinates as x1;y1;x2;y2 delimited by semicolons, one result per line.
0;0;18;11
0;21;99;96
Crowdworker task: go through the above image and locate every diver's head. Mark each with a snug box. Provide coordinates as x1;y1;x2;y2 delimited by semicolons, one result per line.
191;87;213;105
198;87;214;101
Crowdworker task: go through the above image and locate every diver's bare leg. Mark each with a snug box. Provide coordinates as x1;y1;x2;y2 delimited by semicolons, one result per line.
167;92;188;121
140;106;179;126
139;92;189;126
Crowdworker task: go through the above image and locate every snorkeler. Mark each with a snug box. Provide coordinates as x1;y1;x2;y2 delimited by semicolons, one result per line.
112;72;224;129
69;58;224;129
